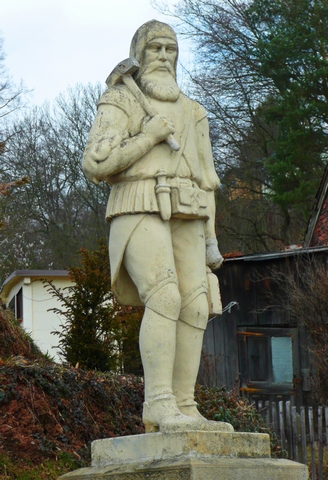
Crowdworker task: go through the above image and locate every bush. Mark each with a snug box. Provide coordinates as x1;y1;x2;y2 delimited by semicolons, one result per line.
46;241;142;373
195;384;284;457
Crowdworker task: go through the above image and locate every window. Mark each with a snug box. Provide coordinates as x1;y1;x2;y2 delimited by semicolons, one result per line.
8;288;23;321
238;327;298;392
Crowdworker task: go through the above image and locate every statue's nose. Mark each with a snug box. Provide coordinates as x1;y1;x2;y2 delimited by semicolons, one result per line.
158;47;167;61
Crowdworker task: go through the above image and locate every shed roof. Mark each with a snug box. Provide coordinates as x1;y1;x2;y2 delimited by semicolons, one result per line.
1;270;69;298
220;245;328;266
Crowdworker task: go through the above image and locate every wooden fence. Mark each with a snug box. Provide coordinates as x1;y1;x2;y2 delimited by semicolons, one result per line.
255;401;328;480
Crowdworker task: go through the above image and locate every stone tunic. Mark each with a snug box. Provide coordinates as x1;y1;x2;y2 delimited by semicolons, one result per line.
82;85;220;222
82;84;220;305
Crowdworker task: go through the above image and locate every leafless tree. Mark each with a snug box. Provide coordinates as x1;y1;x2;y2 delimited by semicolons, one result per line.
0;83;110;282
154;0;326;251
0;35;28;145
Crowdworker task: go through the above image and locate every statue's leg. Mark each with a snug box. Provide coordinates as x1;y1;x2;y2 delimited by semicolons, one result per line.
171;219;234;432
122;215;203;432
173;296;233;432
173;292;208;413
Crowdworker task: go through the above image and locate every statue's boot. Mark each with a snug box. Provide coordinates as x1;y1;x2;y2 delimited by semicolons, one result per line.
173;295;234;433
140;284;203;433
143;393;203;433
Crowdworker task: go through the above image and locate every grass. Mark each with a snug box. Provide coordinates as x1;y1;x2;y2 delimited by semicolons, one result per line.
306;443;328;480
0;452;84;480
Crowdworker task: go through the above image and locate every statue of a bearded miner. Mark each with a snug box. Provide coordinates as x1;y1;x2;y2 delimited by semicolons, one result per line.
82;20;233;434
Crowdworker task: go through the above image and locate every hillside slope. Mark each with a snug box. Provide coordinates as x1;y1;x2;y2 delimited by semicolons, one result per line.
0;303;280;479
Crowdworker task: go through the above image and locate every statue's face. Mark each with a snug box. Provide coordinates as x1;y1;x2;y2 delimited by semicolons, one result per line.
137;35;180;101
143;37;178;76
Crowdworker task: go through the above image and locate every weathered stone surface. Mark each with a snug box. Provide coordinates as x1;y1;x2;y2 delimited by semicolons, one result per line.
58;431;308;479
58;456;308;479
91;431;270;468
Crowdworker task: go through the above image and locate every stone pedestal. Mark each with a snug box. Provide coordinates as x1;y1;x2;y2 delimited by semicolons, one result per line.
58;431;308;479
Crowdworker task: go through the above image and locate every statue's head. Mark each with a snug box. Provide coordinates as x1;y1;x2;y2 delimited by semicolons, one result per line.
130;20;179;78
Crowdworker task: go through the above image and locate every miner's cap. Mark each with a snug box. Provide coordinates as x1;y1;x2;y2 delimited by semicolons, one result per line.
129;19;179;70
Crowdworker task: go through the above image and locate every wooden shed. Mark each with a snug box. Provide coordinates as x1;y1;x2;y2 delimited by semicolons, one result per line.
200;246;328;408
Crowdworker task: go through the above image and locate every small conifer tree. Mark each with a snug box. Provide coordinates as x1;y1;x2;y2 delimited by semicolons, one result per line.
46;241;142;372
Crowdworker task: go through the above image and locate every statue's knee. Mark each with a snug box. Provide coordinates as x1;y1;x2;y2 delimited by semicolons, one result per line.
180;293;209;330
146;282;181;321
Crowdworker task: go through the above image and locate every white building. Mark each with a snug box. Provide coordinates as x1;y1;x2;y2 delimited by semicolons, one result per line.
1;270;73;362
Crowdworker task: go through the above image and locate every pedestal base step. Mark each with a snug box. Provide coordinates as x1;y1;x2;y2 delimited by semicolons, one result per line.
91;430;270;467
59;457;308;479
58;431;308;479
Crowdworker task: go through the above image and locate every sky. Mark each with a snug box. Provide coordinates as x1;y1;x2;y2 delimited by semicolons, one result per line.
1;0;191;106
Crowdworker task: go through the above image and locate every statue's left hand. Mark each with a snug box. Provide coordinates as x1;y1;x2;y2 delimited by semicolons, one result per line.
206;238;224;270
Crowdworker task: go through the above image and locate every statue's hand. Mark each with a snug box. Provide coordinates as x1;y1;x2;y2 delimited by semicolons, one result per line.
82;156;100;185
206;238;224;270
141;115;175;144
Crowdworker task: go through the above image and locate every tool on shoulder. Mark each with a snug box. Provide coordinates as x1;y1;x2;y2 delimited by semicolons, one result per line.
106;57;180;152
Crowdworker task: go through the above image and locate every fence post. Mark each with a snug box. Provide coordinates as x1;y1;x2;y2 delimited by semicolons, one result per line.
279;401;286;452
256;401;328;478
291;405;298;462
300;406;307;465
318;406;323;480
308;406;316;480
272;402;278;434
285;401;292;458
264;400;270;425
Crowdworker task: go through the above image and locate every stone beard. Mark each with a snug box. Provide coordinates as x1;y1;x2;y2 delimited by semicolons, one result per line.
136;60;181;102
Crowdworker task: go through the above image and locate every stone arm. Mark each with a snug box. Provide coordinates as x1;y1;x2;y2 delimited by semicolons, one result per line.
205;191;224;269
194;113;223;270
82;104;174;184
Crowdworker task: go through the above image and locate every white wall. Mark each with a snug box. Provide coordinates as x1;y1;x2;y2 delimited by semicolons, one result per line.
4;275;73;363
27;278;71;362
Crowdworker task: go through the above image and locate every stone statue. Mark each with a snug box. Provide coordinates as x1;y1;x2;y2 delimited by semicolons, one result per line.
82;20;233;434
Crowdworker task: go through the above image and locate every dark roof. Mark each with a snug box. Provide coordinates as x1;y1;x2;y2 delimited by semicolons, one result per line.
220;245;328;265
1;270;69;297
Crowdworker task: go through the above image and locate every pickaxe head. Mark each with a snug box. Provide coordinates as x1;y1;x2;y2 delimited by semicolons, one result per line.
106;57;140;88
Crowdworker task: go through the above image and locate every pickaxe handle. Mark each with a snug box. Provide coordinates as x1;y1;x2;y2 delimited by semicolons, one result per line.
122;75;180;152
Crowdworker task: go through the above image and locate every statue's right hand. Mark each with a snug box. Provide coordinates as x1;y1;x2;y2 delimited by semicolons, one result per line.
82;157;100;185
141;115;175;144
